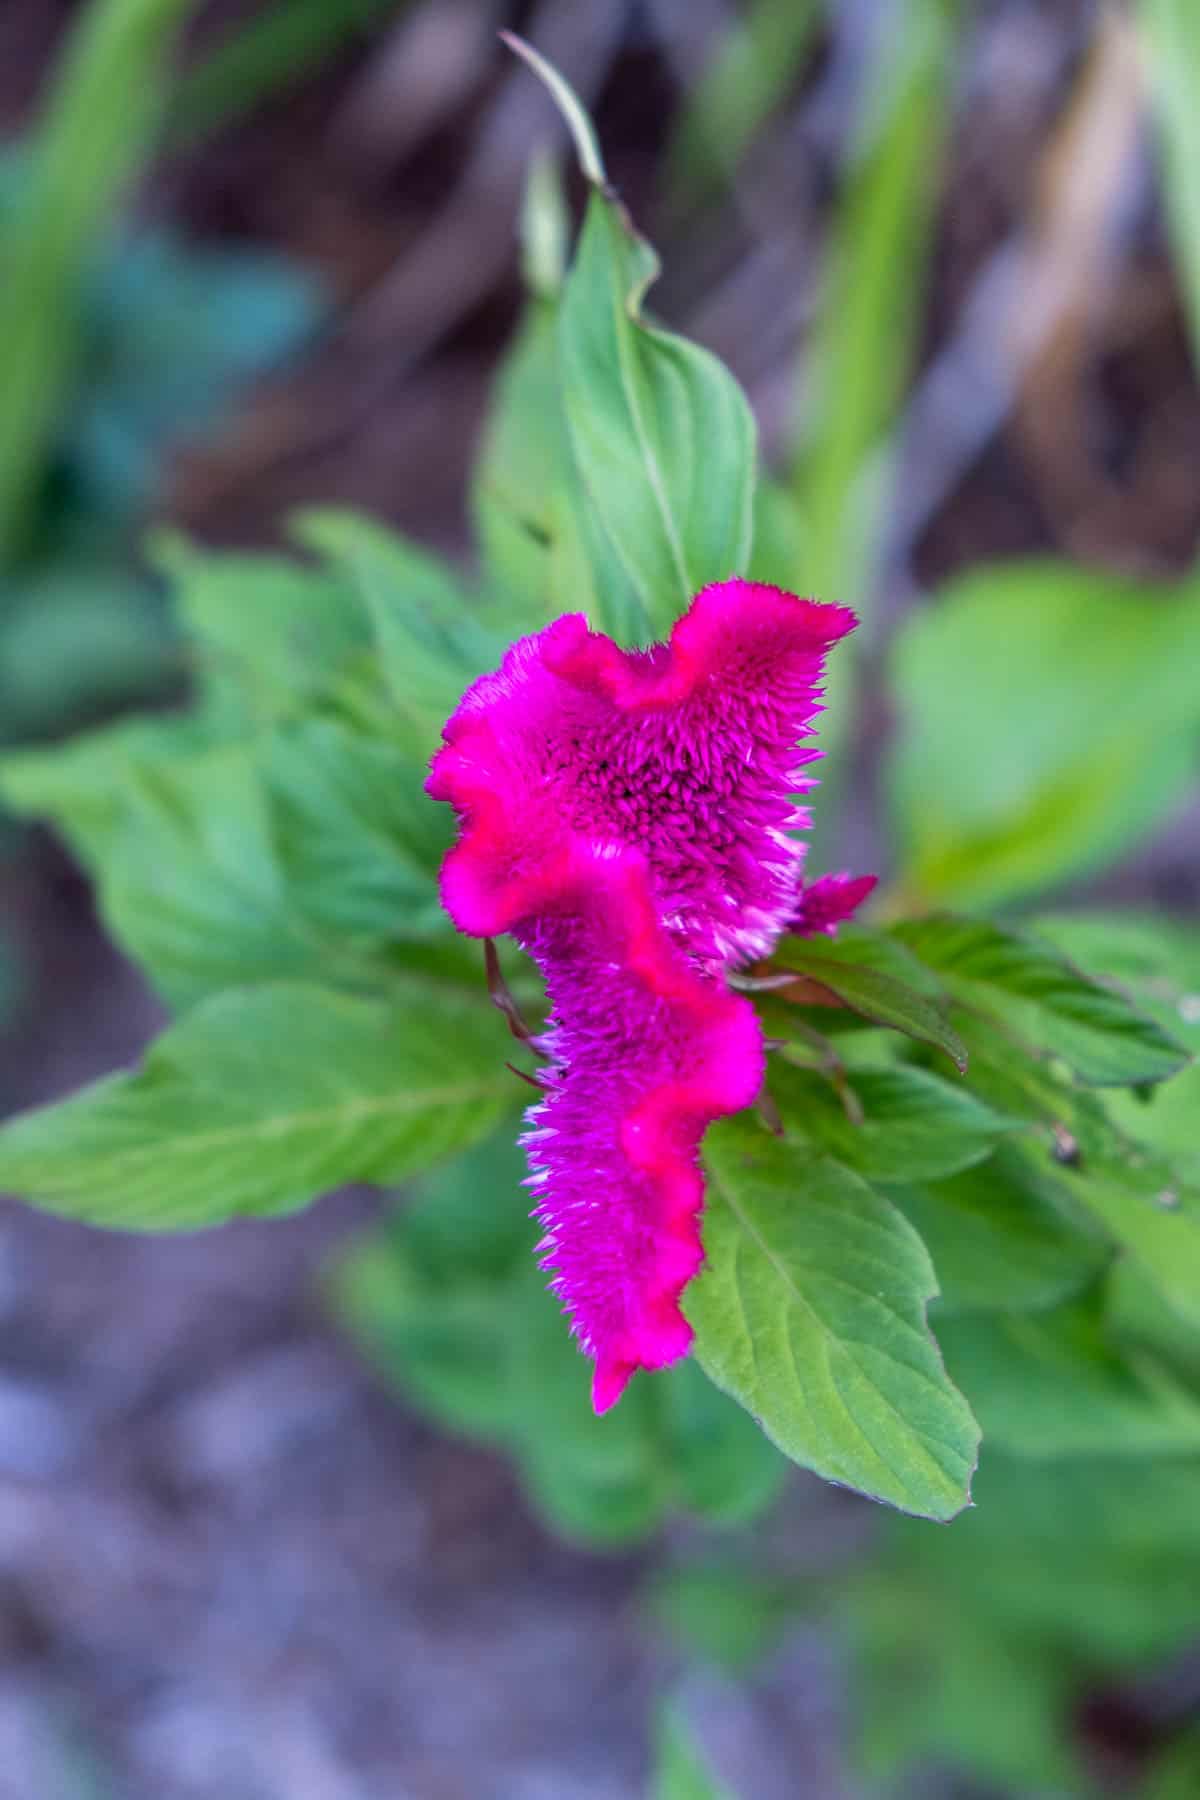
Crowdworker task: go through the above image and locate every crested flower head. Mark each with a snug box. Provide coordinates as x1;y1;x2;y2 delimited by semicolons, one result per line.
428;578;857;1409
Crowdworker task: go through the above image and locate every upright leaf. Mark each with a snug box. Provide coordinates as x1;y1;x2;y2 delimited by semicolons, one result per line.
508;37;757;642
559;191;756;640
688;1126;979;1520
470;294;643;642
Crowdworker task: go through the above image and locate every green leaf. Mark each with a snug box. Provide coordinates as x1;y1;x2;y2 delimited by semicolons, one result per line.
1067;1164;1200;1331
0;981;516;1230
768;931;967;1071
893;913;1190;1086
558;188;757;640
518;149;569;299
947;1006;1200;1328
263;719;449;943
62;724;453;1010
93;743;325;1007
1034;912;1200;1173
508;41;757;641
509;1269;788;1544
884;1146;1109;1315
506;1258;674;1546
773;1061;1013;1180
1106;1261;1200;1394
688;1126;979;1520
887;560;1200;907
0;705;229;866
293;508;498;758
936;1290;1200;1459
470;296;641;640
470;300;565;614
149;529;371;724
850;1568;1079;1794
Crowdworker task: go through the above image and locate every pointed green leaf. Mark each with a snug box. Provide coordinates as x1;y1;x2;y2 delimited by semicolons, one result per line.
1070;1166;1200;1330
0;982;515;1230
1034;911;1200;1173
559;188;757;639
508;43;757;641
948;1007;1200;1326
773;1061;1013;1181
53;723;457;1010
470;297;642;641
894;913;1189;1086
687;1125;979;1519
768;933;967;1071
263;719;449;943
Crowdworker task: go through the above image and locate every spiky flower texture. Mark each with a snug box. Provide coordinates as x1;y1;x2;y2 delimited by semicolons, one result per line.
427;580;859;1410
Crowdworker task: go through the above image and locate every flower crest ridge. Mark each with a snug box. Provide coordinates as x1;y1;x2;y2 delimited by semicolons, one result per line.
428;578;859;1409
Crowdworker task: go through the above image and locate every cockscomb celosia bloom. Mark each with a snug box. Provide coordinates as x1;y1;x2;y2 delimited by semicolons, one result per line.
427;579;857;1410
791;870;878;938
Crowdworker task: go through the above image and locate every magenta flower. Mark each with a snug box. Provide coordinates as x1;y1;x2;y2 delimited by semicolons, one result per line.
427;579;856;1410
792;870;878;937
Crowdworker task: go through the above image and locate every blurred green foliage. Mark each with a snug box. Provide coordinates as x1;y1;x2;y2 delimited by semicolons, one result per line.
0;0;328;751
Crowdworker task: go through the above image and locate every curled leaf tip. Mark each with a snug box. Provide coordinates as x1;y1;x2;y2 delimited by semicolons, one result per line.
500;32;607;187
